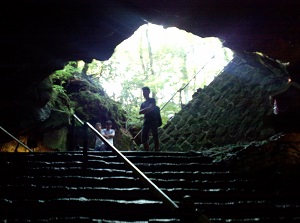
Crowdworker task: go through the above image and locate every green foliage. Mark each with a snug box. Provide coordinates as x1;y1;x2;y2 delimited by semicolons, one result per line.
52;70;72;86
69;90;126;128
51;60;126;126
49;85;73;113
91;24;231;129
52;61;83;86
66;24;233;131
86;59;103;77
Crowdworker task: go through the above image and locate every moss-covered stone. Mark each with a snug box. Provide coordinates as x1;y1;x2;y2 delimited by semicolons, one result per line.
157;52;289;151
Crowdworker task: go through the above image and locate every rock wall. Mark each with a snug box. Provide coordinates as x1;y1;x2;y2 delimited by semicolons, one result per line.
158;52;290;151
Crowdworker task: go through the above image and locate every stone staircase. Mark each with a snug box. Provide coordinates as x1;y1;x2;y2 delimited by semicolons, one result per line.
0;151;299;222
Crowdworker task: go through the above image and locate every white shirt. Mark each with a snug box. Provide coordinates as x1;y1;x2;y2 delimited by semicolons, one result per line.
101;128;115;145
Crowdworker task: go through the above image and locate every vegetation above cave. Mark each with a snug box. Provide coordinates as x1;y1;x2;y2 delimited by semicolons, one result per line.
85;23;233;129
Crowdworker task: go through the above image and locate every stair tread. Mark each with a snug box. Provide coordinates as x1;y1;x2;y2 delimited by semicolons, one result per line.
0;151;299;223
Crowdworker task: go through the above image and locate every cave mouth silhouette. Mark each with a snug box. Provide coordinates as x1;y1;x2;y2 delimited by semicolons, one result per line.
87;23;234;107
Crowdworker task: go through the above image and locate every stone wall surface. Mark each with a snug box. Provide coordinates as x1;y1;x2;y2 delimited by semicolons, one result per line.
158;52;289;151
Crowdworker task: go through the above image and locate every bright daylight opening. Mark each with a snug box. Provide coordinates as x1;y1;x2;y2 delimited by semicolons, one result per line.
86;23;234;120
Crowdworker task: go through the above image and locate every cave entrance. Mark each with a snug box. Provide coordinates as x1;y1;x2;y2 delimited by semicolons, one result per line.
86;23;234;121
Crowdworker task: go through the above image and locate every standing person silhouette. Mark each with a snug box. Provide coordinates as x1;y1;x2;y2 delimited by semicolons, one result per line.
139;86;160;151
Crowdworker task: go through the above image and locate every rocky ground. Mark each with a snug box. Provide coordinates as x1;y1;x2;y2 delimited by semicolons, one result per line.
199;132;300;178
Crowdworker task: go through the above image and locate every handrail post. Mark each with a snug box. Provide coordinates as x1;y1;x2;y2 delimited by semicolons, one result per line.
83;122;88;166
69;115;75;151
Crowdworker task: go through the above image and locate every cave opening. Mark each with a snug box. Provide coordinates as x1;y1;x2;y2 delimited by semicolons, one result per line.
86;23;234;118
0;23;235;153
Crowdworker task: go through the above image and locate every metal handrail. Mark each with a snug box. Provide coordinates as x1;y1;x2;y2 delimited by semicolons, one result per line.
86;122;179;211
70;114;179;211
86;122;179;212
69;114;85;152
0;126;33;152
73;113;84;125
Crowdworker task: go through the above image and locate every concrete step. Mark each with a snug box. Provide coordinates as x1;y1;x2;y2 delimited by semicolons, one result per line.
0;151;299;223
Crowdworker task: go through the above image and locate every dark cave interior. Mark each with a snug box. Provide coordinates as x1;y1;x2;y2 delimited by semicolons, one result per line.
1;0;300;144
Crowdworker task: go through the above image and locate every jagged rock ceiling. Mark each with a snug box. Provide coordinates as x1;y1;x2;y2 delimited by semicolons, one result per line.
1;0;300;99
